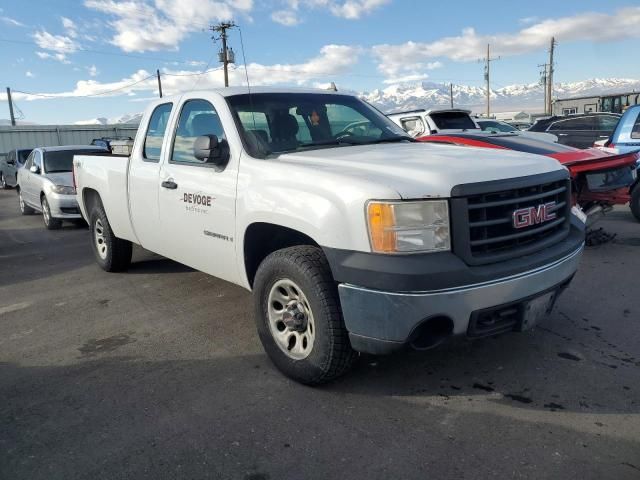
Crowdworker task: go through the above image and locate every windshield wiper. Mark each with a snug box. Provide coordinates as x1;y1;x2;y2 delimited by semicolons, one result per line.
361;136;415;144
299;138;360;149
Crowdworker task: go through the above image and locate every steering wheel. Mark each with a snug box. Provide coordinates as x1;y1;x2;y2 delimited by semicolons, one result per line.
334;130;357;140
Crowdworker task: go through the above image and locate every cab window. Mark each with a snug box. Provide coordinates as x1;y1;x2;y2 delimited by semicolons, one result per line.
171;99;226;164
597;115;619;131
631;114;640;140
144;102;173;161
33;151;43;171
7;151;15;164
24;152;34;169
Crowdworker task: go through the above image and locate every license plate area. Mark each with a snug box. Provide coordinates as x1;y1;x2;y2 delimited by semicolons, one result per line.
518;291;556;332
468;289;560;338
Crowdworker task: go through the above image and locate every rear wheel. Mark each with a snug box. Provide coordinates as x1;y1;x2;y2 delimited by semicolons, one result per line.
89;202;132;272
253;245;356;385
630;184;640;222
18;189;34;215
41;196;62;230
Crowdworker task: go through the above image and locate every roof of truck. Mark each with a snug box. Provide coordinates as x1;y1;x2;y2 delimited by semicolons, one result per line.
37;145;108;153
180;86;350;99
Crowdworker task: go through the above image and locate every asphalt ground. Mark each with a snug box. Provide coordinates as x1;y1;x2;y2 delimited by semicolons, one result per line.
1;187;639;480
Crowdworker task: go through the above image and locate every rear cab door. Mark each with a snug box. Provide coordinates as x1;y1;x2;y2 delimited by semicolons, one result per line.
155;93;241;284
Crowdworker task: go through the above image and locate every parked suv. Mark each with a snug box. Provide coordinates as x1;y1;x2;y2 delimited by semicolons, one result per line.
529;113;621;149
0;148;33;188
17;145;107;229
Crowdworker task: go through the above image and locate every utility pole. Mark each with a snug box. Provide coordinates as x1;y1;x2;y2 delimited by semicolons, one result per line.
538;63;549;115
156;69;163;98
547;37;556;115
449;83;453;108
6;87;15;126
482;44;500;118
210;21;237;87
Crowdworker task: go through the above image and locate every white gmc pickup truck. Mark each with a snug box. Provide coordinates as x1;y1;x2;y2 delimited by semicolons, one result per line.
74;87;585;384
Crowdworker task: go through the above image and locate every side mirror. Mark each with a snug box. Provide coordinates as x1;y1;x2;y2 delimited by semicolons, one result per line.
30;165;40;174
193;135;229;166
7;159;15;165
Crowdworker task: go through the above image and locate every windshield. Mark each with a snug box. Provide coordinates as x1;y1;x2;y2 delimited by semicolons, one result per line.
17;149;32;164
479;120;517;132
227;92;411;157
44;149;105;173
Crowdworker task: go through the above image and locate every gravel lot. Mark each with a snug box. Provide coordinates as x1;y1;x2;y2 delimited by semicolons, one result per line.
1;187;639;480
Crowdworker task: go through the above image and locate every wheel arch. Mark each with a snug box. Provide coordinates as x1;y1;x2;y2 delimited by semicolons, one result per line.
243;222;321;288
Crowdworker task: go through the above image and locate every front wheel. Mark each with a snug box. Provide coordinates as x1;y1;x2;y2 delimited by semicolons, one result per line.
253;245;356;385
89;202;132;272
18;189;34;215
42;196;62;230
0;173;8;190
630;184;640;222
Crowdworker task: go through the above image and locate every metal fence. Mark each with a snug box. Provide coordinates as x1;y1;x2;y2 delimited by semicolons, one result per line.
0;124;140;156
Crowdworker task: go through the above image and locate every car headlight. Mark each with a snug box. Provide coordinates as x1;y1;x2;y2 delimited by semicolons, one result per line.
51;185;76;195
366;200;451;253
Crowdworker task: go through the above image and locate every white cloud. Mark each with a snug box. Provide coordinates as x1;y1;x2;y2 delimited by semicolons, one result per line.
372;6;640;82
88;65;99;76
25;71;35;78
9;44;360;101
35;51;72;64
84;0;253;52
270;0;388;25
33;29;79;63
271;9;299;26
1;15;24;27
329;0;390;19
61;16;78;38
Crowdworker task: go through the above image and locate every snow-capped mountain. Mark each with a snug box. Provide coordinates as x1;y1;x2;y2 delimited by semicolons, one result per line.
362;78;640;114
74;113;143;126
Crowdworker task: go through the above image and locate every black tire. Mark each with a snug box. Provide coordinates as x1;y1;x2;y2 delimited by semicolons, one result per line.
17;189;34;215
630;184;640;223
89;201;132;272
253;245;356;385
41;196;62;230
0;173;9;190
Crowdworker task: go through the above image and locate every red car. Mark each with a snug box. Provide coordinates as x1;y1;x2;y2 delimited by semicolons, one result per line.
417;132;639;224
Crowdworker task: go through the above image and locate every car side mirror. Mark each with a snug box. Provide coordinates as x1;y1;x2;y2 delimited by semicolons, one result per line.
30;165;40;174
193;135;229;167
7;159;15;165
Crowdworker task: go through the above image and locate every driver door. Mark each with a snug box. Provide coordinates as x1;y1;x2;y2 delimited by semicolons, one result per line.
157;97;239;284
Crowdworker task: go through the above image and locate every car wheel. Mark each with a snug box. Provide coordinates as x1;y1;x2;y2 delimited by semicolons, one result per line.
18;189;34;215
630;184;640;222
41;196;62;230
89;201;132;272
253;245;356;385
0;173;8;190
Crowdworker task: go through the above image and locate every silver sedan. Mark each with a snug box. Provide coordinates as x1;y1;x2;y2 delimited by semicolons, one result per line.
17;145;108;229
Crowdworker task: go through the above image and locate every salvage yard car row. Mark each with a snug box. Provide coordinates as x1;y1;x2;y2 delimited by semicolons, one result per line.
2;88;639;385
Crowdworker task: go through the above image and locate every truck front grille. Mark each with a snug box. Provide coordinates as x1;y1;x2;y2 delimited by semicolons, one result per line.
451;172;572;266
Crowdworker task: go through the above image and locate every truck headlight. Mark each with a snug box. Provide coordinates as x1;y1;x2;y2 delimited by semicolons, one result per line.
366;200;451;253
51;185;76;195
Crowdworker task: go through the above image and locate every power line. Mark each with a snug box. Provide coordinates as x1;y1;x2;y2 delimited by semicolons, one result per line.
0;37;200;65
13;74;156;98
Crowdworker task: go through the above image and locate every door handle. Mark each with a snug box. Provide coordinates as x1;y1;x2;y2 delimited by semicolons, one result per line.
161;180;178;189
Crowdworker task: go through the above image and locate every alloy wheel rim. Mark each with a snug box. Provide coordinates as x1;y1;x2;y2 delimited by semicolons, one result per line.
94;218;108;259
42;199;50;224
267;279;315;360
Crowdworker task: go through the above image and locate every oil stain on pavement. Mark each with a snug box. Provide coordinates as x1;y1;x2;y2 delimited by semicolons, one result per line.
78;333;136;358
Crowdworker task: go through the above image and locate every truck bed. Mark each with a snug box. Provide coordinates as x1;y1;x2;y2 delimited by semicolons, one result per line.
73;154;138;243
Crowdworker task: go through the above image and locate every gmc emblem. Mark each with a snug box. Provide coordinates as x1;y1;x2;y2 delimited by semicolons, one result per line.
512;202;557;229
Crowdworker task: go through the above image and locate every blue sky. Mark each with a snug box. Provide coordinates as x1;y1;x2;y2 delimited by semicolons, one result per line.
1;0;639;123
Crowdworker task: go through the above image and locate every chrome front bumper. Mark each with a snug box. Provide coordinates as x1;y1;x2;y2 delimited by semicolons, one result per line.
338;245;584;354
48;193;82;219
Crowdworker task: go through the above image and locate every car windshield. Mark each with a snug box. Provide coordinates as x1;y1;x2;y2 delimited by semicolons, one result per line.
479;121;517;132
227;92;411;157
17;150;32;164
44;149;104;173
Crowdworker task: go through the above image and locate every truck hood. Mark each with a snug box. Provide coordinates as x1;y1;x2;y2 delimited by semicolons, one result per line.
277;142;565;198
44;172;74;187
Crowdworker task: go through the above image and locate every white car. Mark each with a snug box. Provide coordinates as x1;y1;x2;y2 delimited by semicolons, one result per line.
476;119;558;143
387;108;481;137
17;146;107;229
74;88;584;384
